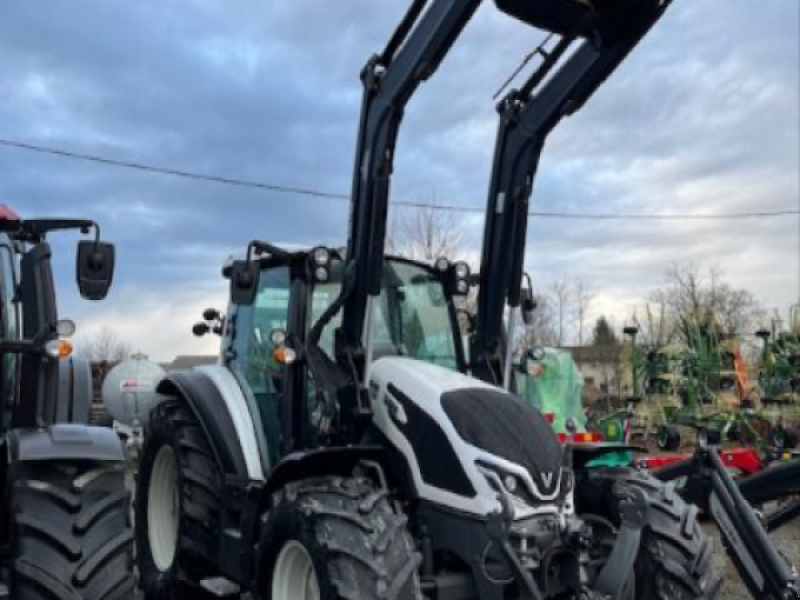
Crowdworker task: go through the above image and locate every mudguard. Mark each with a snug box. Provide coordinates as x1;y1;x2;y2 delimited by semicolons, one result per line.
55;355;93;424
258;446;389;509
157;368;260;480
9;423;126;462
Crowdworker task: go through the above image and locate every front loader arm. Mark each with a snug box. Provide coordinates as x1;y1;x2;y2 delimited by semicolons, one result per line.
471;0;672;384
339;0;484;374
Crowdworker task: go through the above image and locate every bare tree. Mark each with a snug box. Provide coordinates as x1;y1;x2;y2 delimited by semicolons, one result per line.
633;298;673;348
77;326;132;363
653;263;763;339
390;196;465;261
549;280;571;347
573;278;593;351
592;316;623;398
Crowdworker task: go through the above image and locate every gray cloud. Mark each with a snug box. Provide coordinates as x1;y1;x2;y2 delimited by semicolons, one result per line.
0;0;796;359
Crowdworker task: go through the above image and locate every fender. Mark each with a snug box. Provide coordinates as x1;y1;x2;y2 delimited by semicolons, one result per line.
157;367;264;481
9;424;125;463
54;355;93;424
258;446;389;509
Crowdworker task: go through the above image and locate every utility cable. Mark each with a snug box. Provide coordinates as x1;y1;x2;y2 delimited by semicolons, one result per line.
1;138;796;221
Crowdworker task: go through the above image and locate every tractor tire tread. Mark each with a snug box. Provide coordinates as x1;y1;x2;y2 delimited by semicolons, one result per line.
10;461;134;600
579;468;721;600
262;476;423;600
136;397;222;598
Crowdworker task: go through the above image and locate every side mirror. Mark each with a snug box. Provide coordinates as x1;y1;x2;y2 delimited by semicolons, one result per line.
76;240;115;300
230;260;260;306
521;287;537;326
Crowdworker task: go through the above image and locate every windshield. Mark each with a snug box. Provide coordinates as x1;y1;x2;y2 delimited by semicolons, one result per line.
308;258;459;370
374;260;458;369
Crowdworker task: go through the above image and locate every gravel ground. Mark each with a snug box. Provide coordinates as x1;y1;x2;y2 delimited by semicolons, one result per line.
708;519;800;599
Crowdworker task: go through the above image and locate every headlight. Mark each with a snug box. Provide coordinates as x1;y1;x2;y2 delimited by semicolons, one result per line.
434;257;450;272
456;279;469;295
454;261;470;280
477;463;534;506
270;328;288;346
314;266;330;282
311;246;331;267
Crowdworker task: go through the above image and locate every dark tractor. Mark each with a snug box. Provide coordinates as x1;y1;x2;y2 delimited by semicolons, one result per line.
0;206;134;599
136;0;797;599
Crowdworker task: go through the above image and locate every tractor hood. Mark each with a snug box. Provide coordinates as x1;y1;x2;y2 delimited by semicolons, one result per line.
368;358;569;519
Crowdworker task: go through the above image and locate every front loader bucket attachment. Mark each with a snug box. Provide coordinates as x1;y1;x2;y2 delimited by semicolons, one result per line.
494;0;667;41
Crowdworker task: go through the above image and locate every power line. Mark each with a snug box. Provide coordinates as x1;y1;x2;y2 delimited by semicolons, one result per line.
0;139;350;200
1;138;797;221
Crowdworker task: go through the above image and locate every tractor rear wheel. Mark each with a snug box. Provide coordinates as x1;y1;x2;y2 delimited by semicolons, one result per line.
7;460;134;600
577;468;721;600
136;398;222;599
256;476;423;600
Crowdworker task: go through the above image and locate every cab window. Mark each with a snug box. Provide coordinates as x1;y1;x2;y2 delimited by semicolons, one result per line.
229;265;291;463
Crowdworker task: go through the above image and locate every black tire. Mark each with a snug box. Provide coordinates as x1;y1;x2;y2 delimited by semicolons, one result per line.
136;398;222;599
8;461;134;600
255;476;423;600
576;468;721;600
773;426;799;450
698;427;721;446
657;425;681;451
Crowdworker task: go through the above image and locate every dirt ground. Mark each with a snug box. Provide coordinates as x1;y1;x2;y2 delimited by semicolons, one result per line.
708;519;800;599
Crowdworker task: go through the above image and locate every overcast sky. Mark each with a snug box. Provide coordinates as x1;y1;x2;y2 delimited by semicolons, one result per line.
1;0;797;361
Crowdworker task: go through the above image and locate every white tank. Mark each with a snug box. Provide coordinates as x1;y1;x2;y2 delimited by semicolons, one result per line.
101;354;168;426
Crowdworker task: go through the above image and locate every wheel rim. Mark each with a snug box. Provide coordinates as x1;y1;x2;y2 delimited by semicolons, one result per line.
272;540;320;600
148;445;180;572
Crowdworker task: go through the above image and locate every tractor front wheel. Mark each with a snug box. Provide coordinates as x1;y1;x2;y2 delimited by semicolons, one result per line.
577;468;721;600
256;476;423;600
136;398;222;599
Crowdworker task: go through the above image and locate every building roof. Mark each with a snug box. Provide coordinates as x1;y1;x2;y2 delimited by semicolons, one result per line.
167;355;217;371
563;346;620;365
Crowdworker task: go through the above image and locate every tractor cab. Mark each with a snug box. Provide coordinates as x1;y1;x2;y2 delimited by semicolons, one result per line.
219;243;470;464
